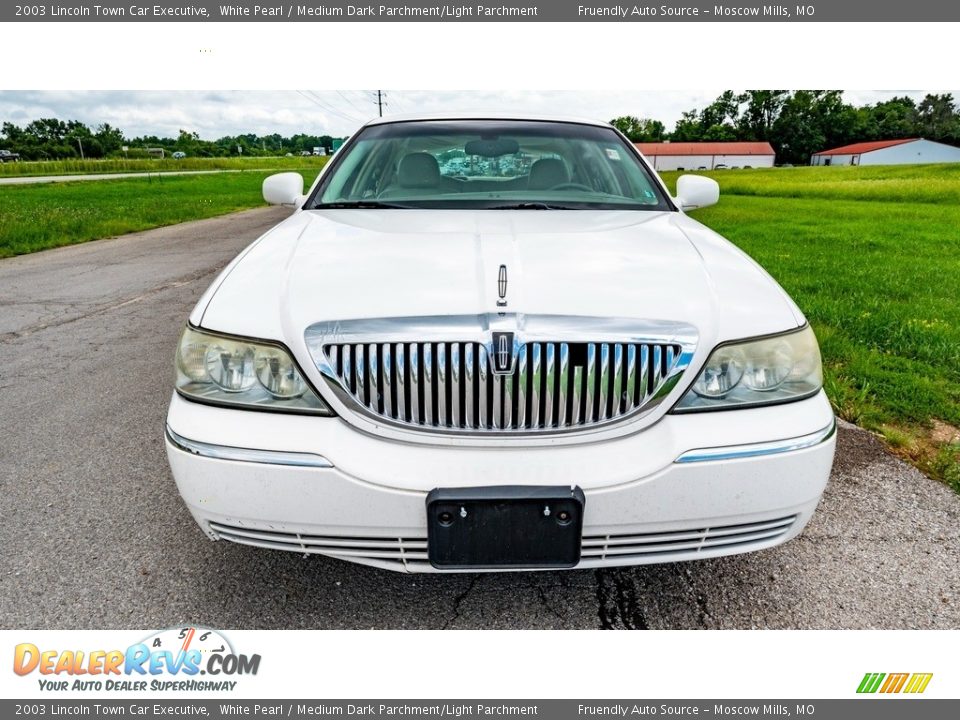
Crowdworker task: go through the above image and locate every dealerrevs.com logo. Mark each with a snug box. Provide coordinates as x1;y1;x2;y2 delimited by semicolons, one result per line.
857;672;933;694
13;627;261;692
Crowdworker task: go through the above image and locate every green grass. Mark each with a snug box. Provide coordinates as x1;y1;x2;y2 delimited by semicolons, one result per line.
0;155;330;178
667;164;960;205
661;164;960;488
0;168;322;257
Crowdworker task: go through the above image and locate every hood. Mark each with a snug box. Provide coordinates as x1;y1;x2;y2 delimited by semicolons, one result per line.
198;209;802;354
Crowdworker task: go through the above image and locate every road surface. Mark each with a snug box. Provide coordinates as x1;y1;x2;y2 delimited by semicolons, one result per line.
1;207;957;629
0;169;244;185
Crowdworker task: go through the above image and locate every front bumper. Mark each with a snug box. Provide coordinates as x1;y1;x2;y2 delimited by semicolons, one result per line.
165;391;836;572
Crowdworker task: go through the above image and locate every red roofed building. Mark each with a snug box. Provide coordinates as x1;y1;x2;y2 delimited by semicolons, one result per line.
810;138;960;166
634;141;775;171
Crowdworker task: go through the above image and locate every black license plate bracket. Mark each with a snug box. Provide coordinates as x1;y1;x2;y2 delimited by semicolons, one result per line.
426;485;585;569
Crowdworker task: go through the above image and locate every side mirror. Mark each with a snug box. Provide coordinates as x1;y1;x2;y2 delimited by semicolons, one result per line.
263;172;305;206
675;175;719;210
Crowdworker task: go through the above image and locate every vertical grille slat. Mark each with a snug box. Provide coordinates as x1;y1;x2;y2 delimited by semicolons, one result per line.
478;345;489;429
515;344;528;429
381;343;392;417
409;343;420;425
544;343;556;428
624;344;637;414
612;343;624;416
651;345;663;397
341;344;352;392
423;343;434;426
598;343;610;422
529;343;542;429
464;343;475;430
450;342;461;429
436;343;447;427
323;338;682;434
571;362;583;426
492;372;503;430
395;343;406;422
354;344;365;406
558;343;570;428
368;343;379;412
584;343;597;425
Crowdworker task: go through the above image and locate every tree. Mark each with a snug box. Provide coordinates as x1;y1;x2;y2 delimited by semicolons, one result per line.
671;109;703;141
610;116;666;142
771;91;827;164
737;90;789;141
917;93;958;142
867;96;919;139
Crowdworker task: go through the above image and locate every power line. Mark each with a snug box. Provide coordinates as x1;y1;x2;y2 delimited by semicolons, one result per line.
336;90;367;116
386;91;408;113
296;90;362;125
304;90;361;123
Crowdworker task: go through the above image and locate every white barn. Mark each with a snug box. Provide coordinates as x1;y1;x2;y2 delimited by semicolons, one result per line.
810;138;960;166
635;141;776;171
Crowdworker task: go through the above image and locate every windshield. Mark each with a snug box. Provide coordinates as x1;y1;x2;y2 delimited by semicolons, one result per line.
310;120;672;210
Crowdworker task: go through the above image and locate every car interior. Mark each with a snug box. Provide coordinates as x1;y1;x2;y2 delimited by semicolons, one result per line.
318;128;664;206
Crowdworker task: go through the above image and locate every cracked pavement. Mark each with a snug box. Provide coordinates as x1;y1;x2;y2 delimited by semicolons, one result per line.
2;207;958;629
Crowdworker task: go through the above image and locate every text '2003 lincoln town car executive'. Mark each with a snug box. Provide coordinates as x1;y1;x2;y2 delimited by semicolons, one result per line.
165;115;836;572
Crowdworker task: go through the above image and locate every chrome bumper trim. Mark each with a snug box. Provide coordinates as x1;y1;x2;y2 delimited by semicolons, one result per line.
674;418;836;464
165;426;334;468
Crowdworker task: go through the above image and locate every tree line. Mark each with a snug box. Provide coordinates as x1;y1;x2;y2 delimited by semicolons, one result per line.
4;92;959;165
611;91;960;165
0;119;344;161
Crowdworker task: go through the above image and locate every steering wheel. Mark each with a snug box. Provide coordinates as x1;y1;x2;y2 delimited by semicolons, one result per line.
549;182;593;192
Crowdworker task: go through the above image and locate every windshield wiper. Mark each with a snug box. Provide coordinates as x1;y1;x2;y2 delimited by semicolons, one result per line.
488;202;579;210
313;200;410;209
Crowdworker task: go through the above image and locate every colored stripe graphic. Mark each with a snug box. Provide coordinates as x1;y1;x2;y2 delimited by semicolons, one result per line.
904;673;934;694
857;672;932;694
880;673;909;693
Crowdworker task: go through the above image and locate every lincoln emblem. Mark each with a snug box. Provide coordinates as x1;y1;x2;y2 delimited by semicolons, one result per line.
491;331;515;374
497;264;508;307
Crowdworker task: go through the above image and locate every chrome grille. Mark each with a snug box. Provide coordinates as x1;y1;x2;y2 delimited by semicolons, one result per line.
209;522;427;569
321;340;683;433
581;515;797;561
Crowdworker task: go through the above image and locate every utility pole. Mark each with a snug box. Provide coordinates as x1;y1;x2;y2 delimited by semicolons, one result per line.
77;138;85;160
376;90;385;117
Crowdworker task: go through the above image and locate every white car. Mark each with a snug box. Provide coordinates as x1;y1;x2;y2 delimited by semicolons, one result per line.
165;114;835;572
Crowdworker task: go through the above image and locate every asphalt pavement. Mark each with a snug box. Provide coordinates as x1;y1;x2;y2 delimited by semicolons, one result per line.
0;169;243;185
1;207;957;629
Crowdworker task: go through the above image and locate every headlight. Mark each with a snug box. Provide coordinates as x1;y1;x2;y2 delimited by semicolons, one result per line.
175;326;334;415
672;325;822;412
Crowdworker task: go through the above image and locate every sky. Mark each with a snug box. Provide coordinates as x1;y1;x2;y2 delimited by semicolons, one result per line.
0;90;954;140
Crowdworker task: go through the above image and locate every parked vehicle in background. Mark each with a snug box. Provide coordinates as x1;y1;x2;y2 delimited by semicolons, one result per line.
0;149;21;163
172;151;187;159
166;114;835;573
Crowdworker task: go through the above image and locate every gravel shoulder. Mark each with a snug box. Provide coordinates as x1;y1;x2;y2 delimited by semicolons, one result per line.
1;207;957;629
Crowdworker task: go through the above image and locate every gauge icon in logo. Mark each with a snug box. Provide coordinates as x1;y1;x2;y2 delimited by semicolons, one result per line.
140;626;234;658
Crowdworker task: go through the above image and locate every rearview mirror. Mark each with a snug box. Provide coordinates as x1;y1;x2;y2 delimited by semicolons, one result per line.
464;138;520;157
675;175;719;210
263;172;305;206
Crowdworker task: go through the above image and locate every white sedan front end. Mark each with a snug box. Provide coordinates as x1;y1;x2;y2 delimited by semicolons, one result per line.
165;115;835;572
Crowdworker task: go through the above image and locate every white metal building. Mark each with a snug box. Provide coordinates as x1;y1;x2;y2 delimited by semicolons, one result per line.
810;138;960;166
635;141;776;170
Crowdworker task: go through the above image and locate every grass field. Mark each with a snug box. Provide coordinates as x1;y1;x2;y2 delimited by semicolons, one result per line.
0;168;322;257
661;165;960;490
0;155;330;178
